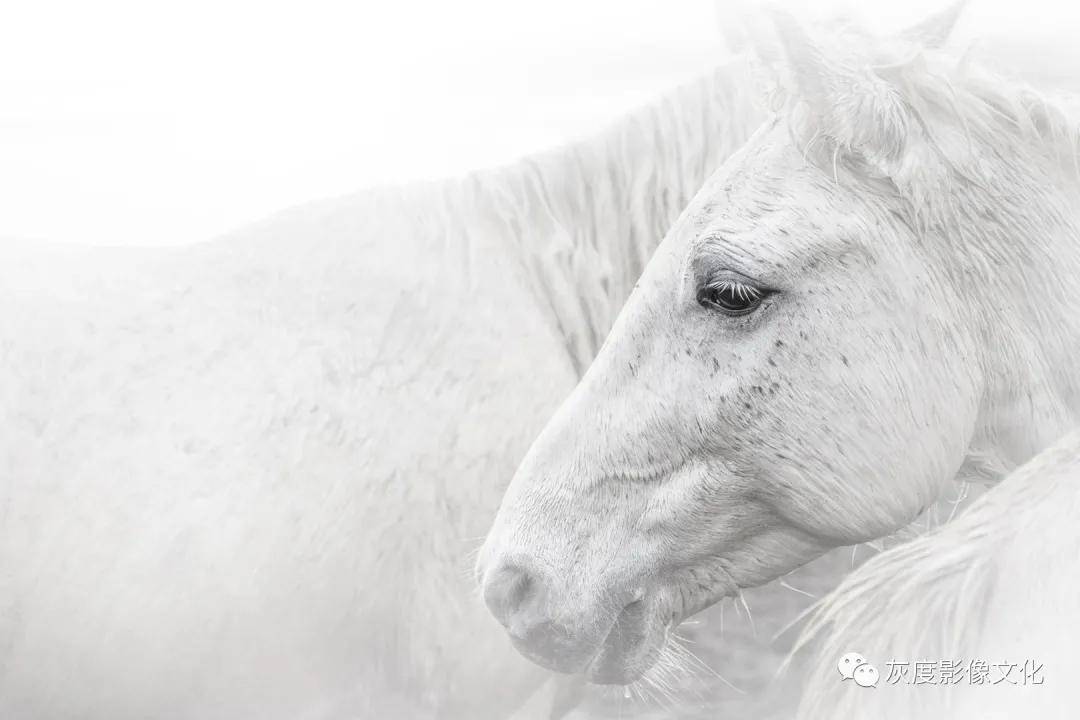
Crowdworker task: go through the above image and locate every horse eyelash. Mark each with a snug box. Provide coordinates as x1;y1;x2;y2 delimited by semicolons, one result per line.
706;279;764;301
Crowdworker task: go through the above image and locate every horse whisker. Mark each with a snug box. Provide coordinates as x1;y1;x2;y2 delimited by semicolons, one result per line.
738;593;757;639
779;578;817;599
667;634;746;695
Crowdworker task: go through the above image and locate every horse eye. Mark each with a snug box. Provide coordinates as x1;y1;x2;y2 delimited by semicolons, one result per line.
697;280;768;316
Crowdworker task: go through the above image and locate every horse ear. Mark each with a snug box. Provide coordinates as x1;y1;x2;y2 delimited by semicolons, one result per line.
768;8;916;175
766;8;838;114
899;0;967;49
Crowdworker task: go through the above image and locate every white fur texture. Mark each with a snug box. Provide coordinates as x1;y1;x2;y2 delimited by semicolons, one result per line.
0;62;762;719
480;7;1080;691
796;428;1080;719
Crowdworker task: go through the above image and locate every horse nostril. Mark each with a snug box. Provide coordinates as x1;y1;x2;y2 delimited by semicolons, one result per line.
482;563;536;628
482;563;618;675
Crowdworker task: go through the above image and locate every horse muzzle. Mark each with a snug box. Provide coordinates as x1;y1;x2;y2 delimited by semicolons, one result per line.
480;560;667;683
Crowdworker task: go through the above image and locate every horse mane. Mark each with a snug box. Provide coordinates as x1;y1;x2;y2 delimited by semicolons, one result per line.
325;60;762;376
793;428;1080;718
791;498;999;717
470;62;763;374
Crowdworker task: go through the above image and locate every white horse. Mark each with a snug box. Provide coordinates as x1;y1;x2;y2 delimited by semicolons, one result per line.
478;5;1080;705
795;427;1080;719
0;63;762;719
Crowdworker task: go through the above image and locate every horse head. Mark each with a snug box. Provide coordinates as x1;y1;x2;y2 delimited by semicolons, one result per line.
479;4;1080;685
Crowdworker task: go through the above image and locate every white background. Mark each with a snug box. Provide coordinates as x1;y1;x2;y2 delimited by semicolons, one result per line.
1;0;1075;247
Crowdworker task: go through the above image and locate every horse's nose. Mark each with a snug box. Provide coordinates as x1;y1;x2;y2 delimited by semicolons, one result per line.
481;562;595;673
482;563;540;631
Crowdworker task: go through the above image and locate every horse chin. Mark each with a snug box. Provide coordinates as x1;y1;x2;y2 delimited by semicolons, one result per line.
584;575;738;685
583;600;668;685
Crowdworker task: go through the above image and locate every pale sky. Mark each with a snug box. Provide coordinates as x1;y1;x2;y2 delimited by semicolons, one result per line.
1;0;1075;247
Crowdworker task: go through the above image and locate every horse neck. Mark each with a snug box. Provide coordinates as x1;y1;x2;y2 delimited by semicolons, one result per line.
958;157;1080;483
473;58;763;376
